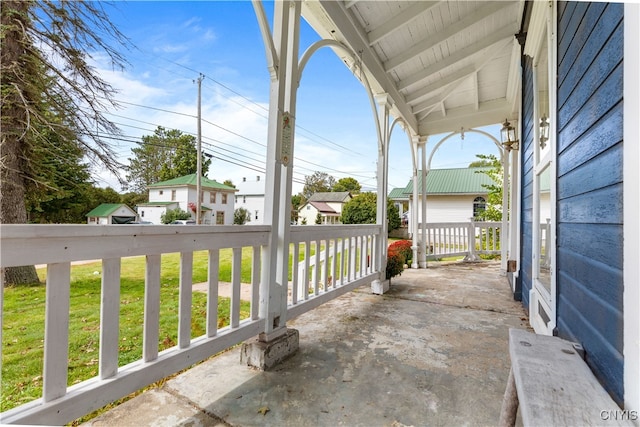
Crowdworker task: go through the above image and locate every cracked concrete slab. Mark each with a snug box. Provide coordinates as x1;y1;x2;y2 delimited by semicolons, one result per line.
84;261;528;427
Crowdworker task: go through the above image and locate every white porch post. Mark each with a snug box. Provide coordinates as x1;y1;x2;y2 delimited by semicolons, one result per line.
410;135;420;268
509;138;521;283
419;137;428;268
253;0;300;341
371;94;393;294
501;147;509;274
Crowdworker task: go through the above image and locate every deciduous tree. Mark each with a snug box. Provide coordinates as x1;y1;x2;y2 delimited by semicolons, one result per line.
473;154;503;221
341;192;400;231
234;207;251;225
302;171;335;199
333;177;361;194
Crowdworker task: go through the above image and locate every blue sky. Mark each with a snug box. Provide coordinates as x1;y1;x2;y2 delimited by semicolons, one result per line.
95;1;502;194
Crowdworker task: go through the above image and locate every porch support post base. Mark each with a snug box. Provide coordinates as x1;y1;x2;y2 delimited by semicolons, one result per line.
371;279;389;295
240;328;299;371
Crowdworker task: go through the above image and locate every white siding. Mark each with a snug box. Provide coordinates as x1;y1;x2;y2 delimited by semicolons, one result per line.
298;204;320;225
413;195;479;223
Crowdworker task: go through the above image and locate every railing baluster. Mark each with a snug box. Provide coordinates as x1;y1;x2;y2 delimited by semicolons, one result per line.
231;248;242;328
207;249;219;337
339;237;346;285
349;237;356;281
178;252;193;349
43;262;71;402
323;239;330;291
144;255;161;362
251;246;260;320
331;238;338;289
304;241;311;300
359;236;366;277
314;240;321;295
100;258;121;379
292;243;300;304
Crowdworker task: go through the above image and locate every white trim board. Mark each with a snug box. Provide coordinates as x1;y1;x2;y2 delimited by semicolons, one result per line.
623;2;640;416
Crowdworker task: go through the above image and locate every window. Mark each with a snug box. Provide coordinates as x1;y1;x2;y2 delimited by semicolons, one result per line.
255;210;259;220
243;196;246;203
216;211;224;225
171;190;176;201
473;197;486;220
141;211;145;217
200;192;204;203
159;190;164;196
210;192;215;203
525;0;557;336
222;194;227;204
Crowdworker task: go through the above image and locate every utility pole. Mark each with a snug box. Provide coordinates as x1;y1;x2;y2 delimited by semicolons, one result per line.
195;73;204;224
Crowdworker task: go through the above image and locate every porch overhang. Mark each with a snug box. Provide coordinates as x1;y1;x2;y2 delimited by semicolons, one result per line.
301;0;524;136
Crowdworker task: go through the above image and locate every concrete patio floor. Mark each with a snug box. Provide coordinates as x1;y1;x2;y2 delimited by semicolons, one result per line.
84;261;529;427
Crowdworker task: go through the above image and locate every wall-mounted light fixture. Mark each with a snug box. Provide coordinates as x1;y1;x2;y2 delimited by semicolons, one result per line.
501;119;519;151
539;114;549;149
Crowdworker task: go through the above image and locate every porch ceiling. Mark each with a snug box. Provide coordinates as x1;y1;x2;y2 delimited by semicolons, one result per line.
301;1;525;136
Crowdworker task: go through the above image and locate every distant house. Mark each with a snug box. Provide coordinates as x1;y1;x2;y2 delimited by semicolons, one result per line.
298;192;352;225
86;204;137;225
388;187;409;221
234;176;265;225
391;168;494;225
136;174;237;225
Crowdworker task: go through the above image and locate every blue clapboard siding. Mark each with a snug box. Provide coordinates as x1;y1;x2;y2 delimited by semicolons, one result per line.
518;54;535;309
556;1;624;405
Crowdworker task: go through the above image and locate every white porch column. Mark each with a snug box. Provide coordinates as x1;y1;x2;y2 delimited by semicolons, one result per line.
501;147;509;275
371;93;393;294
410;135;421;268
419;137;428;268
509;140;521;283
253;0;300;341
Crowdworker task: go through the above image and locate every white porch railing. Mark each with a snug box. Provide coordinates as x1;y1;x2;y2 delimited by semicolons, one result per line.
418;221;502;260
287;225;381;319
0;224;382;425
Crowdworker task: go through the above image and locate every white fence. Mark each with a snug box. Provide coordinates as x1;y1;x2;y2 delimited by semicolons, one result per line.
418;221;502;260
0;224;381;425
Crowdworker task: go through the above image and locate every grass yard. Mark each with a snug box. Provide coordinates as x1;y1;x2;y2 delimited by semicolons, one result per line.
1;241;349;416
1;250;254;414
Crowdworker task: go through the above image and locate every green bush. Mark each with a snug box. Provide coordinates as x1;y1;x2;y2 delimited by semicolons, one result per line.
386;247;405;280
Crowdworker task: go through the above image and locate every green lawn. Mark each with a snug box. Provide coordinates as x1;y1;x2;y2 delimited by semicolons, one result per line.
1;250;254;414
1;242;354;416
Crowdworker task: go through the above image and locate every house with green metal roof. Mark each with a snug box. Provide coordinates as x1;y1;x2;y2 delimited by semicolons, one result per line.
86;203;138;225
389;168;496;224
136;174;237;225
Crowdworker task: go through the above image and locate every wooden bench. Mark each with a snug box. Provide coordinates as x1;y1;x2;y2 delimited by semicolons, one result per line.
499;328;635;426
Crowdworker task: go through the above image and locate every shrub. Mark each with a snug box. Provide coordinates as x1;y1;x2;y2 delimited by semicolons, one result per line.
389;240;412;265
386;247;405;280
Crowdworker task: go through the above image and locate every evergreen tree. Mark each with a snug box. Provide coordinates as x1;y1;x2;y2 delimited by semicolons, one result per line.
1;0;129;284
126;127;211;191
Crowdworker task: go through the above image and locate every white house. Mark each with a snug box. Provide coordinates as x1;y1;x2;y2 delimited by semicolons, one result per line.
391;168;493;226
234;176;266;225
136;174;237;225
298;192;352;225
391;167;551;228
86;204;138;225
